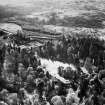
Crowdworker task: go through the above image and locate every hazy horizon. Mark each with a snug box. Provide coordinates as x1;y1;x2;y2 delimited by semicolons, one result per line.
0;0;105;28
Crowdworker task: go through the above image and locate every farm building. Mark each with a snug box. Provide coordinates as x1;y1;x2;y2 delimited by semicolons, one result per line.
0;23;23;36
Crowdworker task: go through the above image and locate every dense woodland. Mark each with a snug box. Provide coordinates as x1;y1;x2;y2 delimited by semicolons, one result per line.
0;30;104;105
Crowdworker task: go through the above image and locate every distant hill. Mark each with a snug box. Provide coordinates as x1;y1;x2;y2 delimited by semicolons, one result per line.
1;0;105;28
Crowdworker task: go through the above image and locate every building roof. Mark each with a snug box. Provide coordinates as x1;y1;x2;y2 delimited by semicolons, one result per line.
0;23;23;34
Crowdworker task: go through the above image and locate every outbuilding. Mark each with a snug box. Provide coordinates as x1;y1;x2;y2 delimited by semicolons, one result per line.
0;23;23;36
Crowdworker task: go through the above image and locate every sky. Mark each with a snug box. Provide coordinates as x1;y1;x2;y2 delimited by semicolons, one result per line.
0;0;75;6
0;0;35;6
